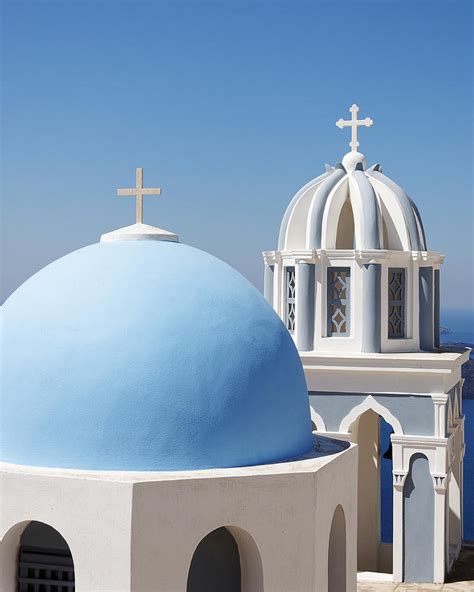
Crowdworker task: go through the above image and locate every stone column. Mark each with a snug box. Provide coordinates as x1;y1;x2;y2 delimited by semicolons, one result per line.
419;267;434;351
295;262;315;351
361;263;381;353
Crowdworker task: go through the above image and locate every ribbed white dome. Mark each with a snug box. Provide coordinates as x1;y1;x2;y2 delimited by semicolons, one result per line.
278;152;427;252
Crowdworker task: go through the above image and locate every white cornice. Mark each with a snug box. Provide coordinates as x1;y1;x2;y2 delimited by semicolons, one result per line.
262;248;445;264
301;348;470;369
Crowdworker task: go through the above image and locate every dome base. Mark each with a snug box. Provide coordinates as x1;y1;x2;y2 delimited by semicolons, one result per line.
100;223;179;242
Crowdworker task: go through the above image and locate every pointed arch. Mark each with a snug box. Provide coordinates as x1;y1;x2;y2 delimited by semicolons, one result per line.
278;172;332;251
453;388;460;420
447;396;454;430
320;177;350;249
306;170;347;249
376;190;406;250
335;199;355;249
310;405;326;432
347;173;381;250
338;395;404;435
368;171;423;251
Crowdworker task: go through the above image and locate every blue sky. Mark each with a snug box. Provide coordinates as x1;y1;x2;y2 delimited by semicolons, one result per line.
2;0;473;310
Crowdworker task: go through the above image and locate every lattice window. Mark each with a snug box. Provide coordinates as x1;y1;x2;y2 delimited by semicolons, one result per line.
388;268;405;338
285;266;296;333
327;268;350;336
18;546;75;592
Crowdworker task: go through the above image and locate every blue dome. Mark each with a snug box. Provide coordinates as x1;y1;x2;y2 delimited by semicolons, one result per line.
1;240;312;471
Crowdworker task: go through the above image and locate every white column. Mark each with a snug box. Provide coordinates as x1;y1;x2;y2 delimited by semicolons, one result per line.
392;439;405;583
273;258;282;318
295;261;315;351
432;476;447;583
432;394;448;437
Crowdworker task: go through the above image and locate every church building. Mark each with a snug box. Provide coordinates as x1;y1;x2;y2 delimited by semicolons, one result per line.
263;105;468;584
1;169;357;590
1;105;468;591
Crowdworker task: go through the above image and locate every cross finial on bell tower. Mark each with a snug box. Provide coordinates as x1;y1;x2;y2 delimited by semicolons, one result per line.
336;104;373;152
117;167;162;224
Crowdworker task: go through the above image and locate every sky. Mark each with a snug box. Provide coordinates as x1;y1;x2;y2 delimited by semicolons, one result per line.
1;0;473;310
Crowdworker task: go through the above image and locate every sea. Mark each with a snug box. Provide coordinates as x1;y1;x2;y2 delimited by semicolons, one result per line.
381;309;474;542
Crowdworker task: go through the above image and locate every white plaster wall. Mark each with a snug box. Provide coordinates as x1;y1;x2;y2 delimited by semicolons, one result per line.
131;473;317;591
131;446;358;591
0;470;133;592
1;442;358;592
314;444;358;592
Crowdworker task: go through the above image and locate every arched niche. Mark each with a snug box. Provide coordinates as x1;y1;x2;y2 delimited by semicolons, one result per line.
403;453;434;582
335;199;355;249
328;505;346;592
1;521;74;592
187;526;263;592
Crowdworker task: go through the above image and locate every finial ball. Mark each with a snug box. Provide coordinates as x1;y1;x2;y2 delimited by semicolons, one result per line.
342;151;366;172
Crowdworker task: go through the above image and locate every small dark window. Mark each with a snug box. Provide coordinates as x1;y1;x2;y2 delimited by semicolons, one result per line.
388;268;406;338
18;522;75;592
327;268;350;336
285;267;296;333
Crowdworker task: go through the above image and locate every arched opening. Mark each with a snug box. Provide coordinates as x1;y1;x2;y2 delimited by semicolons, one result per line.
18;522;75;591
335;199;355;249
349;409;395;576
186;526;263;592
328;505;346;592
187;527;241;592
380;209;405;250
403;453;434;582
0;521;75;592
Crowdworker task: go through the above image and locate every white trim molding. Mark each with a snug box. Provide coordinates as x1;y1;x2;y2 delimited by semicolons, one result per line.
309;406;327;432
338;395;404;434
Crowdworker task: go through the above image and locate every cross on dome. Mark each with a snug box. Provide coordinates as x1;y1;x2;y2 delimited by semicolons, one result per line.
336;104;373;152
117;167;162;224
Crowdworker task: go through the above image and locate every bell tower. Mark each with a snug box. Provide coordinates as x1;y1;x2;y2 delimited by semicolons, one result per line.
263;105;469;584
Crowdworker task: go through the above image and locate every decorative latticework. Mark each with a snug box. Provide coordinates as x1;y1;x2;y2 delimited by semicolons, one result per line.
388;268;405;338
327;268;350;336
18;546;75;592
285;267;296;333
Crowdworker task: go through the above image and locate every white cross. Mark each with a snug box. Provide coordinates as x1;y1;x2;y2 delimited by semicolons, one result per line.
117;167;162;224
335;104;373;152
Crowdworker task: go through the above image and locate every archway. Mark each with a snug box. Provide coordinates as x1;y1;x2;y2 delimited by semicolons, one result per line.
346;407;396;576
187;527;241;592
1;521;74;592
328;505;346;592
